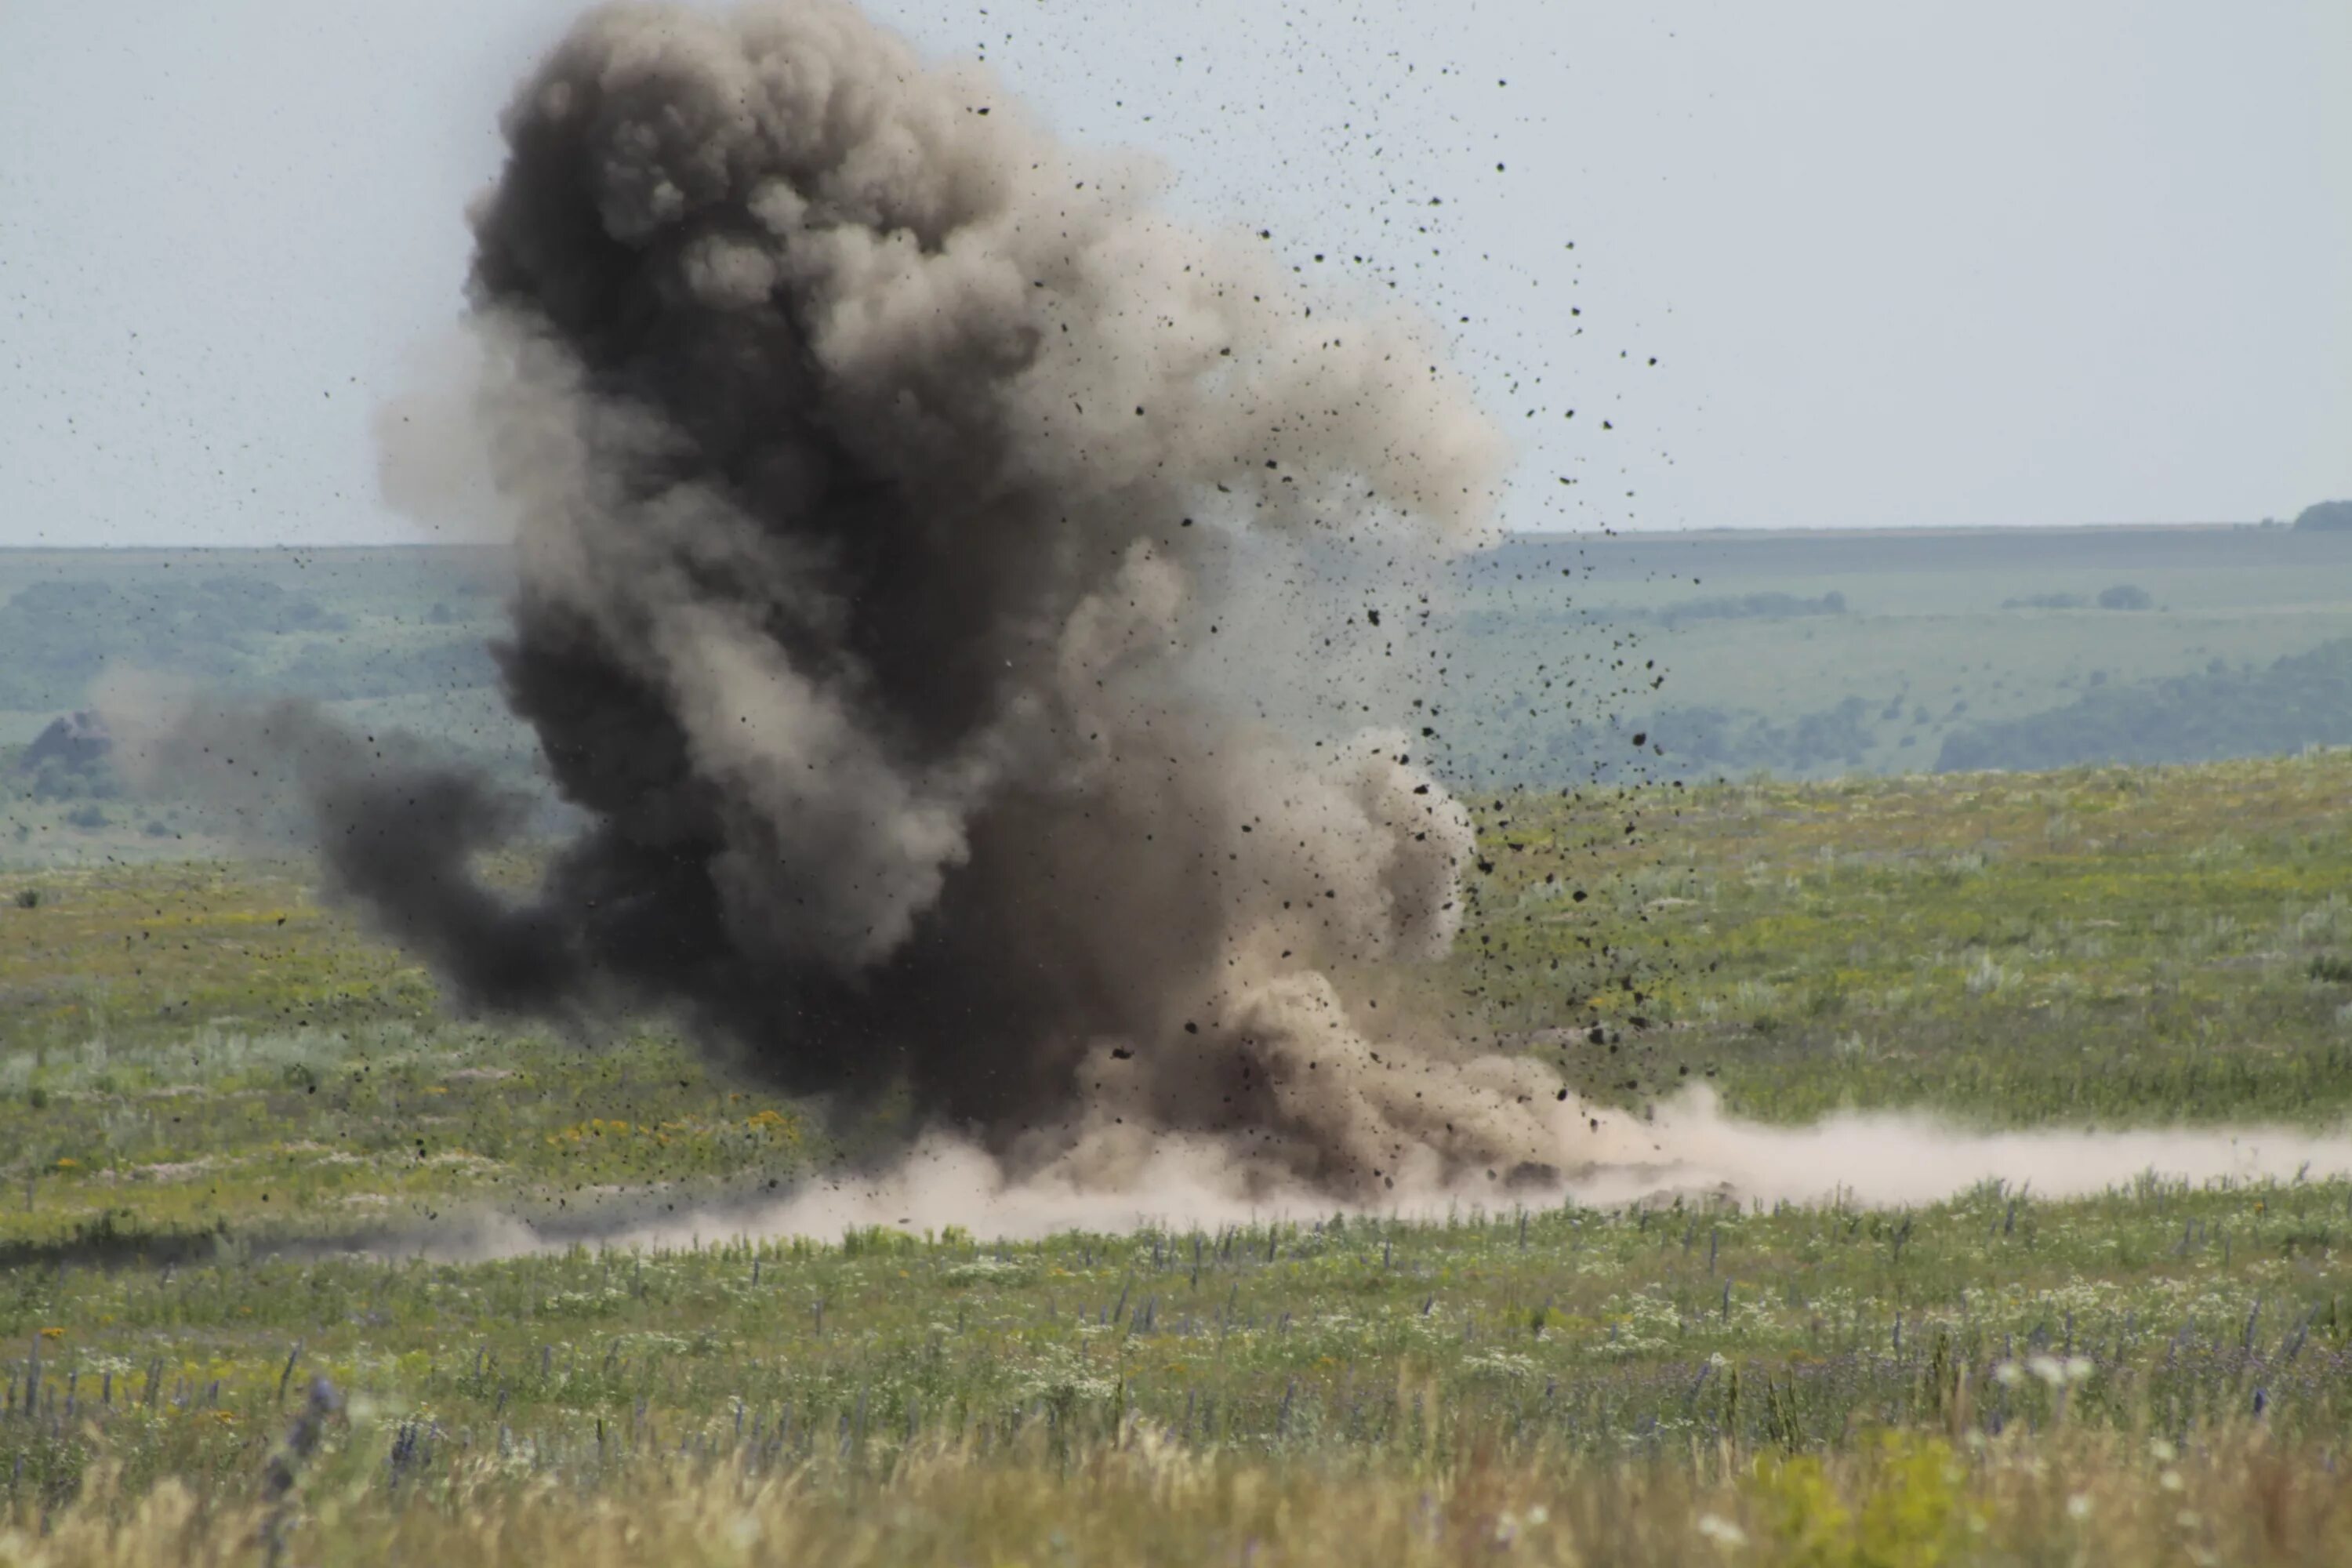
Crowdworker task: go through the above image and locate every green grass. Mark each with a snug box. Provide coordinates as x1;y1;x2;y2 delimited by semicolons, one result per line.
0;861;824;1250
15;1420;2352;1566
6;754;2352;1254
1455;751;2352;1127
0;751;2349;1558
0;1178;2345;1508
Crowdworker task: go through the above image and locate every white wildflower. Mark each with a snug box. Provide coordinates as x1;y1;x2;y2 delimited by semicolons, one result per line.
1697;1514;1747;1548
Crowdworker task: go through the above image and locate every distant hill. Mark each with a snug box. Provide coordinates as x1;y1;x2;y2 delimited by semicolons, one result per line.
0;554;500;713
11;533;2352;815
1936;639;2352;772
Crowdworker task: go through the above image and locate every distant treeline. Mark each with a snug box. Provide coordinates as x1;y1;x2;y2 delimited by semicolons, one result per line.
0;576;496;712
1632;698;1877;775
2002;583;2153;612
1444;635;2352;786
1446;695;1884;786
1936;639;2352;772
1604;590;1848;628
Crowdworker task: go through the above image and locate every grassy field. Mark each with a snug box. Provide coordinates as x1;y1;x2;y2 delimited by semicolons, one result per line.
1459;752;2352;1127
0;1186;2347;1563
0;753;2348;1559
11;1428;2351;1566
6;752;2352;1254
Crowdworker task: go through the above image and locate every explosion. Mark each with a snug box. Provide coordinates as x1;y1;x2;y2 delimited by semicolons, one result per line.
129;0;1582;1198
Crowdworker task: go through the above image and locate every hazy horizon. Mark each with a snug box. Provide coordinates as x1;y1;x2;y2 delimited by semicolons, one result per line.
0;517;2329;558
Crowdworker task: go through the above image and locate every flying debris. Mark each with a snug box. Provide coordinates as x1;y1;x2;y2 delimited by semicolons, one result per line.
119;0;1581;1199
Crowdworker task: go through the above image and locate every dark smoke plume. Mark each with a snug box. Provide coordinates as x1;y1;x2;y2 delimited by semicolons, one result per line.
139;0;1580;1196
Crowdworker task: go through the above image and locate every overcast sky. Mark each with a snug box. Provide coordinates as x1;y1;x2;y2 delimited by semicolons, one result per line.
2;0;2345;546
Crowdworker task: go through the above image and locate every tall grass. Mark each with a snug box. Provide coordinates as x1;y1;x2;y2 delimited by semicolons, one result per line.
0;1181;2346;1514
7;1419;2348;1566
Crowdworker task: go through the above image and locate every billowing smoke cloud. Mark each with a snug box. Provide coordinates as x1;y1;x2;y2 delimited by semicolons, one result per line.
138;0;1580;1196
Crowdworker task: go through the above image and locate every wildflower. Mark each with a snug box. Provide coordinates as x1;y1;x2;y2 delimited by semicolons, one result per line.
38;1327;64;1340
1696;1513;1748;1548
2159;1470;2184;1493
2067;1494;2092;1520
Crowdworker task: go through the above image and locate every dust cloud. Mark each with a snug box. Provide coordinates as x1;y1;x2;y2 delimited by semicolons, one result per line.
106;2;2351;1240
655;1109;2352;1244
122;0;1568;1200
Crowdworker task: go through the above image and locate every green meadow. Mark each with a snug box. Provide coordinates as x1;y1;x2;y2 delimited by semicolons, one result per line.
4;541;2352;1563
0;755;2347;1562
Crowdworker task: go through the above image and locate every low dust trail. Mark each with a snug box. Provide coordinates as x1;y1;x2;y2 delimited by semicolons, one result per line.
1559;1090;2352;1209
350;1093;2352;1261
